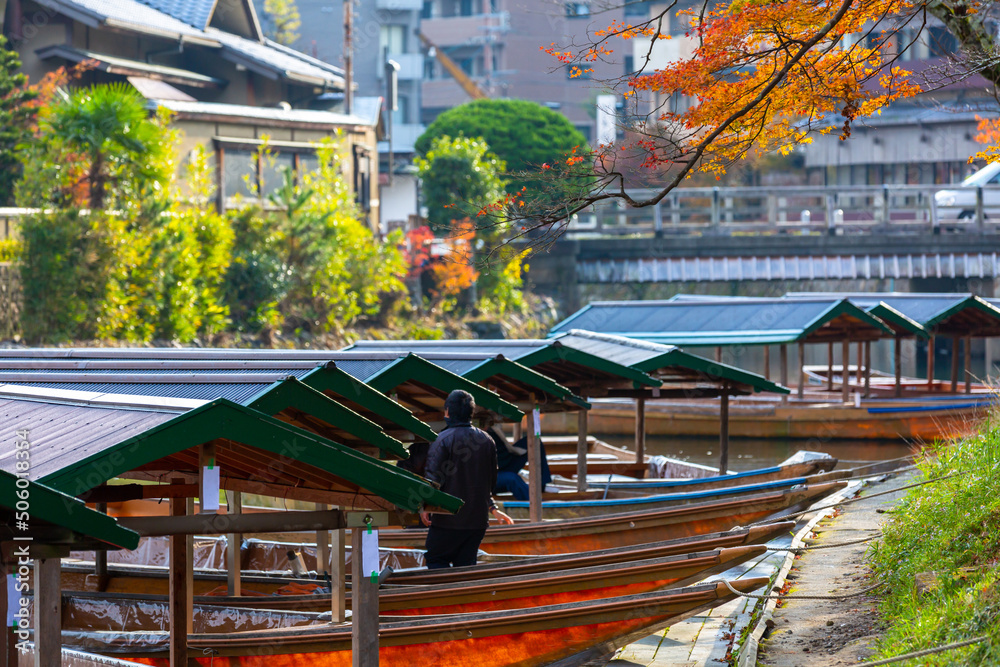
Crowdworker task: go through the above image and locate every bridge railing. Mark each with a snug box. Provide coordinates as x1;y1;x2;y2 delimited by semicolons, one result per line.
568;184;1000;236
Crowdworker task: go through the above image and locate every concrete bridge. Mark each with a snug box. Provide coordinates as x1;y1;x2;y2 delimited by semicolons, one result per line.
528;184;1000;311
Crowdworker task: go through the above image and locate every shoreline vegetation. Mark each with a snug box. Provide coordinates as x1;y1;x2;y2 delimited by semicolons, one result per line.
870;414;1000;664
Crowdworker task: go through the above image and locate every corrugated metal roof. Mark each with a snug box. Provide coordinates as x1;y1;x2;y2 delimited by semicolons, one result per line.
156;98;371;126
784;292;1000;333
0;398;175;479
0;368;306;376
327;358;399;382
549;298;893;345
0;382;268;403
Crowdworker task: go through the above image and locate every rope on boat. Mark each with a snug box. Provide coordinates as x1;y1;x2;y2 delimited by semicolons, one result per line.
747;470;967;528
723;578;886;600
765;533;882;552
863;635;989;665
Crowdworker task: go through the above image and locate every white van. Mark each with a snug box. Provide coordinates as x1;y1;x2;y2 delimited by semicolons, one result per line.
934;162;1000;219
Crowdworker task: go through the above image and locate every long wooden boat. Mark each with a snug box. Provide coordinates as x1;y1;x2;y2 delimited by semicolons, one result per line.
380;482;846;555
58;522;793;595
59;546;764;621
501;475;841;520
542;394;993;441
67;578;771;667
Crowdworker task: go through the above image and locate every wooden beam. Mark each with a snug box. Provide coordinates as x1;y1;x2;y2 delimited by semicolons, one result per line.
796;341;805;399
316;503;330;578
714;346;722;363
1;560;18;667
34;557;61;667
841;339;850;403
927;335;936;390
827;342;834;392
856;342;863;384
576;409;589;493
226;490;241;597
718;389;730;475
965;336;972;394
220;478;397;511
951;336;960;393
894;335;902;398
527;396;543;523
351;527;379;667
168;485;191;666
634;398;646;466
863;340;872;398
763;345;770;380
331;524;346;623
119;509;347;537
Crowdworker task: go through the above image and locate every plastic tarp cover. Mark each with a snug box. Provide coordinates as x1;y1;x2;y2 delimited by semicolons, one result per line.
780;450;835;466
61;596;326;633
18;646;150;666
72;536;425;573
648;455;731;479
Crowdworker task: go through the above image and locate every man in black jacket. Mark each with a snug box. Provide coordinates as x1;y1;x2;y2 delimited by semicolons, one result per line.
419;390;514;568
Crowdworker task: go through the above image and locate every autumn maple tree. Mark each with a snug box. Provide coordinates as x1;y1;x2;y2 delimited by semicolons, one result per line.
489;0;1000;247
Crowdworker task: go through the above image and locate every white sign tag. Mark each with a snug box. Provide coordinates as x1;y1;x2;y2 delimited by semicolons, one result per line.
362;528;380;580
532;407;541;437
201;465;220;511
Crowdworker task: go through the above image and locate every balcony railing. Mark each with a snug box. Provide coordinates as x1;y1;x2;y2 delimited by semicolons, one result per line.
420;12;509;47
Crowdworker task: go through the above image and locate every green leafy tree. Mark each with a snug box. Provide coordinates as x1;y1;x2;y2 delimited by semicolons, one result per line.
414;135;507;231
414;99;589;197
0;35;38;206
263;0;301;46
37;83;173;209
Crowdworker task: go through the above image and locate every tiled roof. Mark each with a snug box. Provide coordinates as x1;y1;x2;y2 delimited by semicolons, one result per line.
139;0;215;28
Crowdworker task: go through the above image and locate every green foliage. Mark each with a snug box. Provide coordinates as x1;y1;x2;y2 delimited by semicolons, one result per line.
27;83;173;209
415;135;507;231
263;0;301;45
415;99;589;195
869;423;1000;663
0;35;38;206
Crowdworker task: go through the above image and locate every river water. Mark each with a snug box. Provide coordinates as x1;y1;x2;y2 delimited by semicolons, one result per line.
599;434;919;472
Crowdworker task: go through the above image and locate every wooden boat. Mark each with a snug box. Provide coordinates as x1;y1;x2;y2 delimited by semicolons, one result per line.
586;459;839;493
58;522;793;595
501;475;843;520
379;482;846;555
59;546;765;620
543;394;993;441
66;578;771;666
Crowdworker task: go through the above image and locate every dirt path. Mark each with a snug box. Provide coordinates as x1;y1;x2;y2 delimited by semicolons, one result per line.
757;470;917;667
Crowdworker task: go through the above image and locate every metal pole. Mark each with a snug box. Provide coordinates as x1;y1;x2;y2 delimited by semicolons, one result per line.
841;339;850;403
343;0;353;115
718;389;730;475
634;397;646;465
576;409;589;493
796;341;805;399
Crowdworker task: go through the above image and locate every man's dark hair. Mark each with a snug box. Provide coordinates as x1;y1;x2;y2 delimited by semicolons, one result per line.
444;389;475;422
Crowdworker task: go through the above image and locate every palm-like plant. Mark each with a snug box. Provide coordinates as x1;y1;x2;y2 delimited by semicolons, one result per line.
44;83;170;209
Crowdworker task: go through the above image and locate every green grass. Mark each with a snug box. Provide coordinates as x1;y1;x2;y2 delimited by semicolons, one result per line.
870;416;1000;664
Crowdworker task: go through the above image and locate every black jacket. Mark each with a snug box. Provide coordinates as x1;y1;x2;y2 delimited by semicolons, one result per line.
424;421;498;530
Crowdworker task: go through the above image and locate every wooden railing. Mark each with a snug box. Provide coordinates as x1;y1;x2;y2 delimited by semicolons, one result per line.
567;184;1000;236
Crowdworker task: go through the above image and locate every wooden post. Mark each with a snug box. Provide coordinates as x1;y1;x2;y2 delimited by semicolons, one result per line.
894;336;903;398
796;341;805;399
351;527;379;667
527;396;543;523
34;557;62;667
576;409;589;493
864;340;872;398
332;525;346;623
316;503;330;577
856;342;864;383
95;502;109;592
634;398;647;468
780;344;788;403
226;490;242;597
715;346;722;363
927;335;936;391
965;336;972;394
763;345;770;380
827;341;834;392
841;339;850;403
168;483;192;666
718;388;730;475
950;336;960;393
512;420;522;443
1;560;18;667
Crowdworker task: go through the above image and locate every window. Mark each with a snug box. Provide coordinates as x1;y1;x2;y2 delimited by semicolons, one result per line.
574;124;593;142
424;58;437;80
624;0;649;17
624;54;634;76
928;26;958;57
354;146;372;212
566;2;589;17
379;24;407;58
460;0;474;16
458;57;475;76
224;150;257;199
566;64;591;79
421;1;433;18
